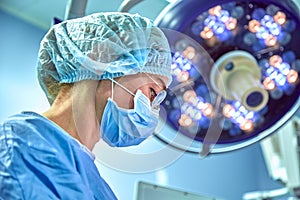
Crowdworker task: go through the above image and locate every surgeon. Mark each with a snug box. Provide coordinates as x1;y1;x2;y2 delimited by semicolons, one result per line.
0;12;172;199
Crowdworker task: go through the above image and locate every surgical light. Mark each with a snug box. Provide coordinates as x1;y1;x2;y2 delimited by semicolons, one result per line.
154;0;300;155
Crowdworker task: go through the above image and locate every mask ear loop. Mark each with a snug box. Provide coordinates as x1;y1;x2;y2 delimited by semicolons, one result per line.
111;79;114;100
109;78;135;97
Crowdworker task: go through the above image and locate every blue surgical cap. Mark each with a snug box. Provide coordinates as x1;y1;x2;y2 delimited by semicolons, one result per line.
37;12;172;104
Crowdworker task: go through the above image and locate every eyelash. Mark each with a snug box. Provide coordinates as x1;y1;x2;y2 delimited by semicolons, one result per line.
150;88;157;99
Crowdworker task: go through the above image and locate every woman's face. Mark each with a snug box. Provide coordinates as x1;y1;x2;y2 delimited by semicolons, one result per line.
112;73;168;109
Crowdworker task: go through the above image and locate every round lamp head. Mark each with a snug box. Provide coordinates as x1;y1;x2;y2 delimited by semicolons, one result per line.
154;0;300;155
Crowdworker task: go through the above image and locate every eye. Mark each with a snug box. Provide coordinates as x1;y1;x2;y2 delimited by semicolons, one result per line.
150;88;157;101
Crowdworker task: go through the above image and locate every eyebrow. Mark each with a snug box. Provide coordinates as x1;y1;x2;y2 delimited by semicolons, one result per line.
157;77;167;90
145;73;167;90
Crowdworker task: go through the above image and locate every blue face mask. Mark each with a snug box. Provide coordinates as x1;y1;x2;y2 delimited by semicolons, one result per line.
100;79;166;147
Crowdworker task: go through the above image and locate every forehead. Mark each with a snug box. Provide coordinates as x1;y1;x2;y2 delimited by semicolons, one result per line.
118;73;168;88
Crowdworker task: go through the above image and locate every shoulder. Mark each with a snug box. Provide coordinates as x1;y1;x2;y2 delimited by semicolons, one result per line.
0;112;50;199
0;111;69;164
0;112;72;199
1;111;45;132
0;112;60;158
1;112;52;144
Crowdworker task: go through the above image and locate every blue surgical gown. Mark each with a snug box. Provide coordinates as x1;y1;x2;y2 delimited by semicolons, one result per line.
0;111;117;200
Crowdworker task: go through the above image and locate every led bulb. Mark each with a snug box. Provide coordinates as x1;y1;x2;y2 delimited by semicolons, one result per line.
171;63;177;70
275;73;286;86
269;23;281;36
197;101;205;109
223;104;236;118
279;63;290;75
208;5;222;16
186;106;196;116
263;77;276;90
262;15;274;27
200;27;214;39
176;71;189;82
202;103;213;117
194;112;202;120
225;17;237;30
179;114;193;127
183;46;196;60
219;10;230;23
183;90;197;104
213;22;226;34
287;69;299;84
240;119;254;132
274;11;286;25
257;27;270;39
249;19;261;33
269;55;282;67
173;68;181;76
265;35;277;46
182;63;192;71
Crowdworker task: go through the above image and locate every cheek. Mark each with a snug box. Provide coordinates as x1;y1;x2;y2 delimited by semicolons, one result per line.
113;88;134;109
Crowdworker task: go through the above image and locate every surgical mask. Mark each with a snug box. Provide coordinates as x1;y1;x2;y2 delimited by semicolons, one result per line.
100;78;166;147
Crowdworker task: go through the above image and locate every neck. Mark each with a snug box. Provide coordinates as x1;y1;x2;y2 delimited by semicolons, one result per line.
43;102;84;144
43;80;106;151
